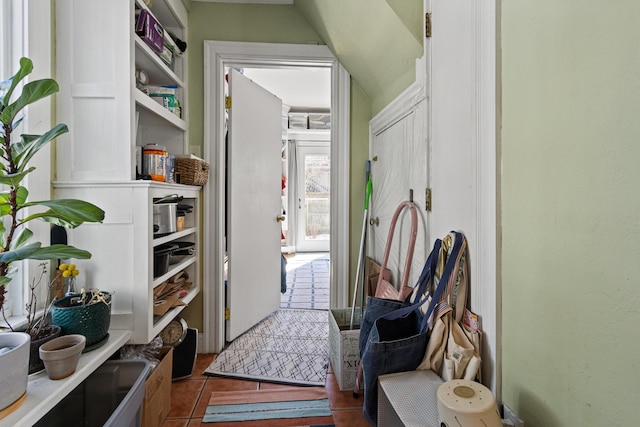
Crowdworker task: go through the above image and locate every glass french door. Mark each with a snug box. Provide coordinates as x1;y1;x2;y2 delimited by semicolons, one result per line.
296;144;330;252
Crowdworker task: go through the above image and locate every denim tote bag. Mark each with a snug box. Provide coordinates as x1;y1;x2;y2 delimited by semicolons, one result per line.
360;232;464;425
358;239;442;359
353;239;442;397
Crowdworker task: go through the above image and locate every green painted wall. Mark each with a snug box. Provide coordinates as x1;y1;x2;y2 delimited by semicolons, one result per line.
502;1;640;425
183;3;374;330
294;0;422;115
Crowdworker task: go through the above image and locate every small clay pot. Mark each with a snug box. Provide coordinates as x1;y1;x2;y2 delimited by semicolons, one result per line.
39;334;86;380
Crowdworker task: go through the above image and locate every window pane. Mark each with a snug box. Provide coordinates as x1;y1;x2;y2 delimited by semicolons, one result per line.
303;154;330;240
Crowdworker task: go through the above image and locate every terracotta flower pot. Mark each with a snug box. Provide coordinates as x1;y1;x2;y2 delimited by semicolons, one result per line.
0;332;30;411
39;334;86;380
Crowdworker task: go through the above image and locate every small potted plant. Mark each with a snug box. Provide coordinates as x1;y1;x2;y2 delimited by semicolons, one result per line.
51;283;113;350
0;58;105;410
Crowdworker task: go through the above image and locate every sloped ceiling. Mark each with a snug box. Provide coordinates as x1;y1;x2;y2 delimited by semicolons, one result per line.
293;0;423;113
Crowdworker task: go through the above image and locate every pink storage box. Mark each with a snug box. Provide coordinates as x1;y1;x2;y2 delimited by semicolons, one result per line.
136;9;164;53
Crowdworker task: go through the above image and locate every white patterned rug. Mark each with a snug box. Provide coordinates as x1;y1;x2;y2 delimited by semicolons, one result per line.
204;309;329;386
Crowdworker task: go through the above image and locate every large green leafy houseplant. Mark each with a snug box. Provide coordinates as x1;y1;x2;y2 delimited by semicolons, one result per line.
0;58;105;328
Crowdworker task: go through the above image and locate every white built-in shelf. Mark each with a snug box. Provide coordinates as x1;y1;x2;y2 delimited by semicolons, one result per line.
153;227;196;247
0;330;132;427
135;89;186;129
134;35;184;87
152;256;196;286
151;286;199;337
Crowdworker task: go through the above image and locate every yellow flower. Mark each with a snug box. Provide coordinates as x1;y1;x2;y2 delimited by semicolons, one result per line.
59;264;68;271
67;264;76;271
62;270;71;278
71;269;80;277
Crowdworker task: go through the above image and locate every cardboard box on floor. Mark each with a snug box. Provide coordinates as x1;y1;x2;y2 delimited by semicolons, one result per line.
365;256;391;299
143;346;173;427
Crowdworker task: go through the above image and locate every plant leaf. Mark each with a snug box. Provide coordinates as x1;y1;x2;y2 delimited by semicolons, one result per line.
14;124;69;169
0;242;41;263
26;244;92;260
0;276;11;286
2;58;33;109
11;228;33;250
0;167;35;187
21;199;105;224
1;79;59;125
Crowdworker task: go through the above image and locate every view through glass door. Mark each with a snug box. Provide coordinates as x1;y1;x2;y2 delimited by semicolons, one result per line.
296;144;330;252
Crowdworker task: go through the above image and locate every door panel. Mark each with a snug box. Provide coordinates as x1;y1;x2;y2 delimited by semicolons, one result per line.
227;69;283;341
296;145;331;252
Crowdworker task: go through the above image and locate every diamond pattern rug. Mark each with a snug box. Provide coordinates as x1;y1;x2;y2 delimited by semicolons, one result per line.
204;309;329;386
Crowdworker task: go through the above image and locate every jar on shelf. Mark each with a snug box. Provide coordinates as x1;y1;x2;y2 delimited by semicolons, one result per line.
143;144;168;182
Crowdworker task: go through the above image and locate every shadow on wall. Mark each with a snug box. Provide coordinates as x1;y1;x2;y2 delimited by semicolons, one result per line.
516;389;562;427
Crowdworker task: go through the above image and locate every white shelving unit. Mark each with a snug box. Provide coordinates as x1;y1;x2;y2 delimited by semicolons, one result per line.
54;0;198;344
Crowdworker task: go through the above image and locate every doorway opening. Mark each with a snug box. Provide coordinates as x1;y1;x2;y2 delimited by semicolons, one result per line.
203;41;350;353
234;66;332;314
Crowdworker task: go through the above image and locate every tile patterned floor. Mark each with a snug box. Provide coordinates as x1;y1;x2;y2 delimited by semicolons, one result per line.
162;353;369;427
281;252;330;310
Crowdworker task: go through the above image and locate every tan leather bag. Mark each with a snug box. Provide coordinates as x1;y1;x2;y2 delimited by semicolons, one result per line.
417;232;482;382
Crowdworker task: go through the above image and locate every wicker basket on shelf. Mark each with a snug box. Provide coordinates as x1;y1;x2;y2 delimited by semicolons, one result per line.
175;157;210;186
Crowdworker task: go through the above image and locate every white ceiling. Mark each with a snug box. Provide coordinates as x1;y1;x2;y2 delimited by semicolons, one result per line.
241;67;331;111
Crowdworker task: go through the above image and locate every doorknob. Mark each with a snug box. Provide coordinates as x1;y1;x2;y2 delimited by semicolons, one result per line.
276;214;286;222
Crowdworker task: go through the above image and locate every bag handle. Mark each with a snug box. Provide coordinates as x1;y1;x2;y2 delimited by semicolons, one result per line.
378;231;464;334
439;232;469;322
404;238;441;304
375;201;419;295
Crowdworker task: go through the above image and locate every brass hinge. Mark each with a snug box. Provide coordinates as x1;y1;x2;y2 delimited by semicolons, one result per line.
225;307;230;320
425;188;432;211
225;96;232;109
425;13;432;38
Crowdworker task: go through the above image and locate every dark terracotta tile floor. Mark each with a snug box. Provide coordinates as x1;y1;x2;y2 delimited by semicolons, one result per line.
162;353;368;427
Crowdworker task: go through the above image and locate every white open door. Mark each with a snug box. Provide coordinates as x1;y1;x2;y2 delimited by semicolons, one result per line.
226;69;283;341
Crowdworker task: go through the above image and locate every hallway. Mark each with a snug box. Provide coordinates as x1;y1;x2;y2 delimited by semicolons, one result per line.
280;252;330;310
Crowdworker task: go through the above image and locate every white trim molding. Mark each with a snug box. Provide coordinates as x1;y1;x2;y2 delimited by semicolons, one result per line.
203;41;350;352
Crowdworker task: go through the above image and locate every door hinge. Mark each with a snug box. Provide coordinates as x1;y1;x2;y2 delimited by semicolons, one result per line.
425;188;432;211
225;307;230;320
225;96;232;109
425;13;432;38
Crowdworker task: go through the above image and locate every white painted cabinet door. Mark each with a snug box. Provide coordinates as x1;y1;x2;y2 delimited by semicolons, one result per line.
226;69;283;341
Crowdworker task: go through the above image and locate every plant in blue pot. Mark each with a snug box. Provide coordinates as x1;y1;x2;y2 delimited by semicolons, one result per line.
51;266;113;351
0;57;105;411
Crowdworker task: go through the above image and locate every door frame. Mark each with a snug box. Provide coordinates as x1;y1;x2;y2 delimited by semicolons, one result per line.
203;41;351;352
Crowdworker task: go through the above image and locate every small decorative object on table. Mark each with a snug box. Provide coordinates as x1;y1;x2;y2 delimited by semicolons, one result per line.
51;289;113;351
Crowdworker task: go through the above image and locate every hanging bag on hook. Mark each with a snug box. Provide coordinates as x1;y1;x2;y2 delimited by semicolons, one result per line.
418;232;482;382
373;200;419;300
360;232;465;425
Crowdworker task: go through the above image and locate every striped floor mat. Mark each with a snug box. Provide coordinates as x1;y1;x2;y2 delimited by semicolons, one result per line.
204;387;334;425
